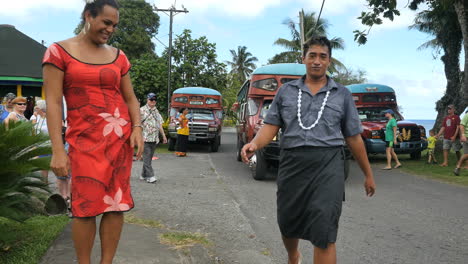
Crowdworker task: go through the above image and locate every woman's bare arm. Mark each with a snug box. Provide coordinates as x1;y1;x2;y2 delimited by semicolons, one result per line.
120;74;143;159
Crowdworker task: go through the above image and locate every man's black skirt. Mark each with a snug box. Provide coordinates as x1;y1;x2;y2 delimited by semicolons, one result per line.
277;146;345;249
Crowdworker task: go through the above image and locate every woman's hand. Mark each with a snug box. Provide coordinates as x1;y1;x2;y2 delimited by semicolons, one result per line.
130;127;144;160
50;149;70;177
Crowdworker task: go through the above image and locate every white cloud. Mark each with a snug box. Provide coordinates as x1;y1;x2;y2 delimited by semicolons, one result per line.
368;71;446;119
151;0;281;17
0;0;83;17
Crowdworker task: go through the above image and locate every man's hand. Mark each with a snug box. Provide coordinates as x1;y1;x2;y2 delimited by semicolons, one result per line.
451;135;456;142
241;142;258;163
364;176;376;197
130;128;144;160
162;136;168;144
461;135;467;143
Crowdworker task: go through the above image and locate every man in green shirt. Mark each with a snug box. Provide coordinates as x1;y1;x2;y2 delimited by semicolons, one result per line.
454;110;468;175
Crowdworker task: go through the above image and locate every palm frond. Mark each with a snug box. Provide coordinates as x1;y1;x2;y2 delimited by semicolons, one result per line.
0;121;52;222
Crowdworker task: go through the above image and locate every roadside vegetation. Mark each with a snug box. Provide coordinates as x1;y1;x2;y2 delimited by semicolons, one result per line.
0;121;70;264
0;215;69;264
369;150;468;186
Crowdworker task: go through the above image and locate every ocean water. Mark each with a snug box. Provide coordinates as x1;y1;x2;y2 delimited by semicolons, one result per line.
406;119;435;137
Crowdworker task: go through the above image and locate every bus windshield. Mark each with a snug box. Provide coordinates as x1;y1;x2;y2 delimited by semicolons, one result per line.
357;107;402;122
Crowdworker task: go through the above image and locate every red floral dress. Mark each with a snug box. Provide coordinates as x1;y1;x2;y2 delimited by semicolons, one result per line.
42;43;134;217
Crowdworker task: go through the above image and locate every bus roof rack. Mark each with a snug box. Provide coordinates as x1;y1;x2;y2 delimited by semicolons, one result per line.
251;63;306;76
173;87;221;96
346;83;395;93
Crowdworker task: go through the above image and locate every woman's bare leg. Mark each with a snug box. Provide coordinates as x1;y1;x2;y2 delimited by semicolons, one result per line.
99;212;124;264
72;217;97;264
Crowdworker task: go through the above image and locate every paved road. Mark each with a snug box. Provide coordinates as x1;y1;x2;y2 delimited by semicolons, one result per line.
208;128;468;264
43;128;468;264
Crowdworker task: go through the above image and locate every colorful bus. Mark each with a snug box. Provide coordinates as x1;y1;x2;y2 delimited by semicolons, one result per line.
167;87;223;152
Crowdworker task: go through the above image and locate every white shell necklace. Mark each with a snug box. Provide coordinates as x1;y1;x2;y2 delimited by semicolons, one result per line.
297;89;330;130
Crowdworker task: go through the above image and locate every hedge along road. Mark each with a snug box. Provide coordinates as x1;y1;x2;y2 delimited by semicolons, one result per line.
208;128;468;264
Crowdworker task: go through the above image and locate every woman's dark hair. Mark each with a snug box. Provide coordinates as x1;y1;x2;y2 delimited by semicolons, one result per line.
81;0;119;25
179;108;188;114
302;36;332;58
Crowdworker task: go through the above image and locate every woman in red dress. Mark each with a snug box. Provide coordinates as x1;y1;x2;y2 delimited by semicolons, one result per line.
42;1;143;263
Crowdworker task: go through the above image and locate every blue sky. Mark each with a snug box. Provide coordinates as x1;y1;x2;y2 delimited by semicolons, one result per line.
1;0;449;120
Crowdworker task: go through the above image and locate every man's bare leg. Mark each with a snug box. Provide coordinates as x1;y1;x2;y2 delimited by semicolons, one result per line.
282;236;301;264
314;243;336;264
440;150;449;166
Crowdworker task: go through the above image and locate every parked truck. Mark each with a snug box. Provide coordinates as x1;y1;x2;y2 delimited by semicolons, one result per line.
167;87;223;152
233;63;307;180
346;83;427;159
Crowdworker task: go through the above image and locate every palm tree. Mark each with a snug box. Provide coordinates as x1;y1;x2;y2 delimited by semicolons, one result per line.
0;121;51;221
410;2;463;130
270;9;345;73
226;46;258;83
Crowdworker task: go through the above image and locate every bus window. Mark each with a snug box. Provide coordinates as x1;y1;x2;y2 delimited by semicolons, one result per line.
174;96;188;103
362;94;381;103
206;97;219;104
383;95;396;102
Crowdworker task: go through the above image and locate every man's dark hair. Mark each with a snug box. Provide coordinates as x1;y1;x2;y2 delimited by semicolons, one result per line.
302;36;332;59
81;0;120;25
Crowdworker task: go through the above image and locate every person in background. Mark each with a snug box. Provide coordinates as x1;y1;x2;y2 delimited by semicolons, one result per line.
436;104;461;167
454;109;468;176
30;106;41;124
140;92;167;183
383;109;402;170
42;0;143;263
0;93;16;123
4;97;28;127
24;96;35;120
425;129;437;164
175;108;190;157
32;100;50;183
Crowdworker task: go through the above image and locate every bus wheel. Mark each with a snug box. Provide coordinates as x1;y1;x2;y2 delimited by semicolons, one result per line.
250;150;268;180
210;136;220;152
168;137;176;151
410;151;421;160
236;139;243;161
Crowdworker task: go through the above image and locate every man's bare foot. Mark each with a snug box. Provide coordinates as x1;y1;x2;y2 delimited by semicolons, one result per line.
440;163;448;167
288;252;302;264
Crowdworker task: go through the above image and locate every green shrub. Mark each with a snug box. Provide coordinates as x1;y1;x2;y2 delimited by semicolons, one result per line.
0;121;52;222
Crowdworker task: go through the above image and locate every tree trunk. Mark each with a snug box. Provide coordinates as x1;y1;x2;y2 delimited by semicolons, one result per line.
433;39;462;131
453;0;468;109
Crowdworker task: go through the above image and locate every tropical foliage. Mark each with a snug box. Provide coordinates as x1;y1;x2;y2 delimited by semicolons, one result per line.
270;9;345;73
410;2;463;129
74;0;160;60
355;0;468;109
0;121;51;222
226;46;258;83
169;29;228;92
331;68;367;86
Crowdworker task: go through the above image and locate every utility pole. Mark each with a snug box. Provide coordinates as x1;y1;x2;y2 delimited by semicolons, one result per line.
154;5;189;113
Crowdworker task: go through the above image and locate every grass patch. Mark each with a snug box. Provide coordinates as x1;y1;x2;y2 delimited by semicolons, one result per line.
260;249;271;256
0;215;69;264
159;232;210;249
124;213;164;229
369;150;468;186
